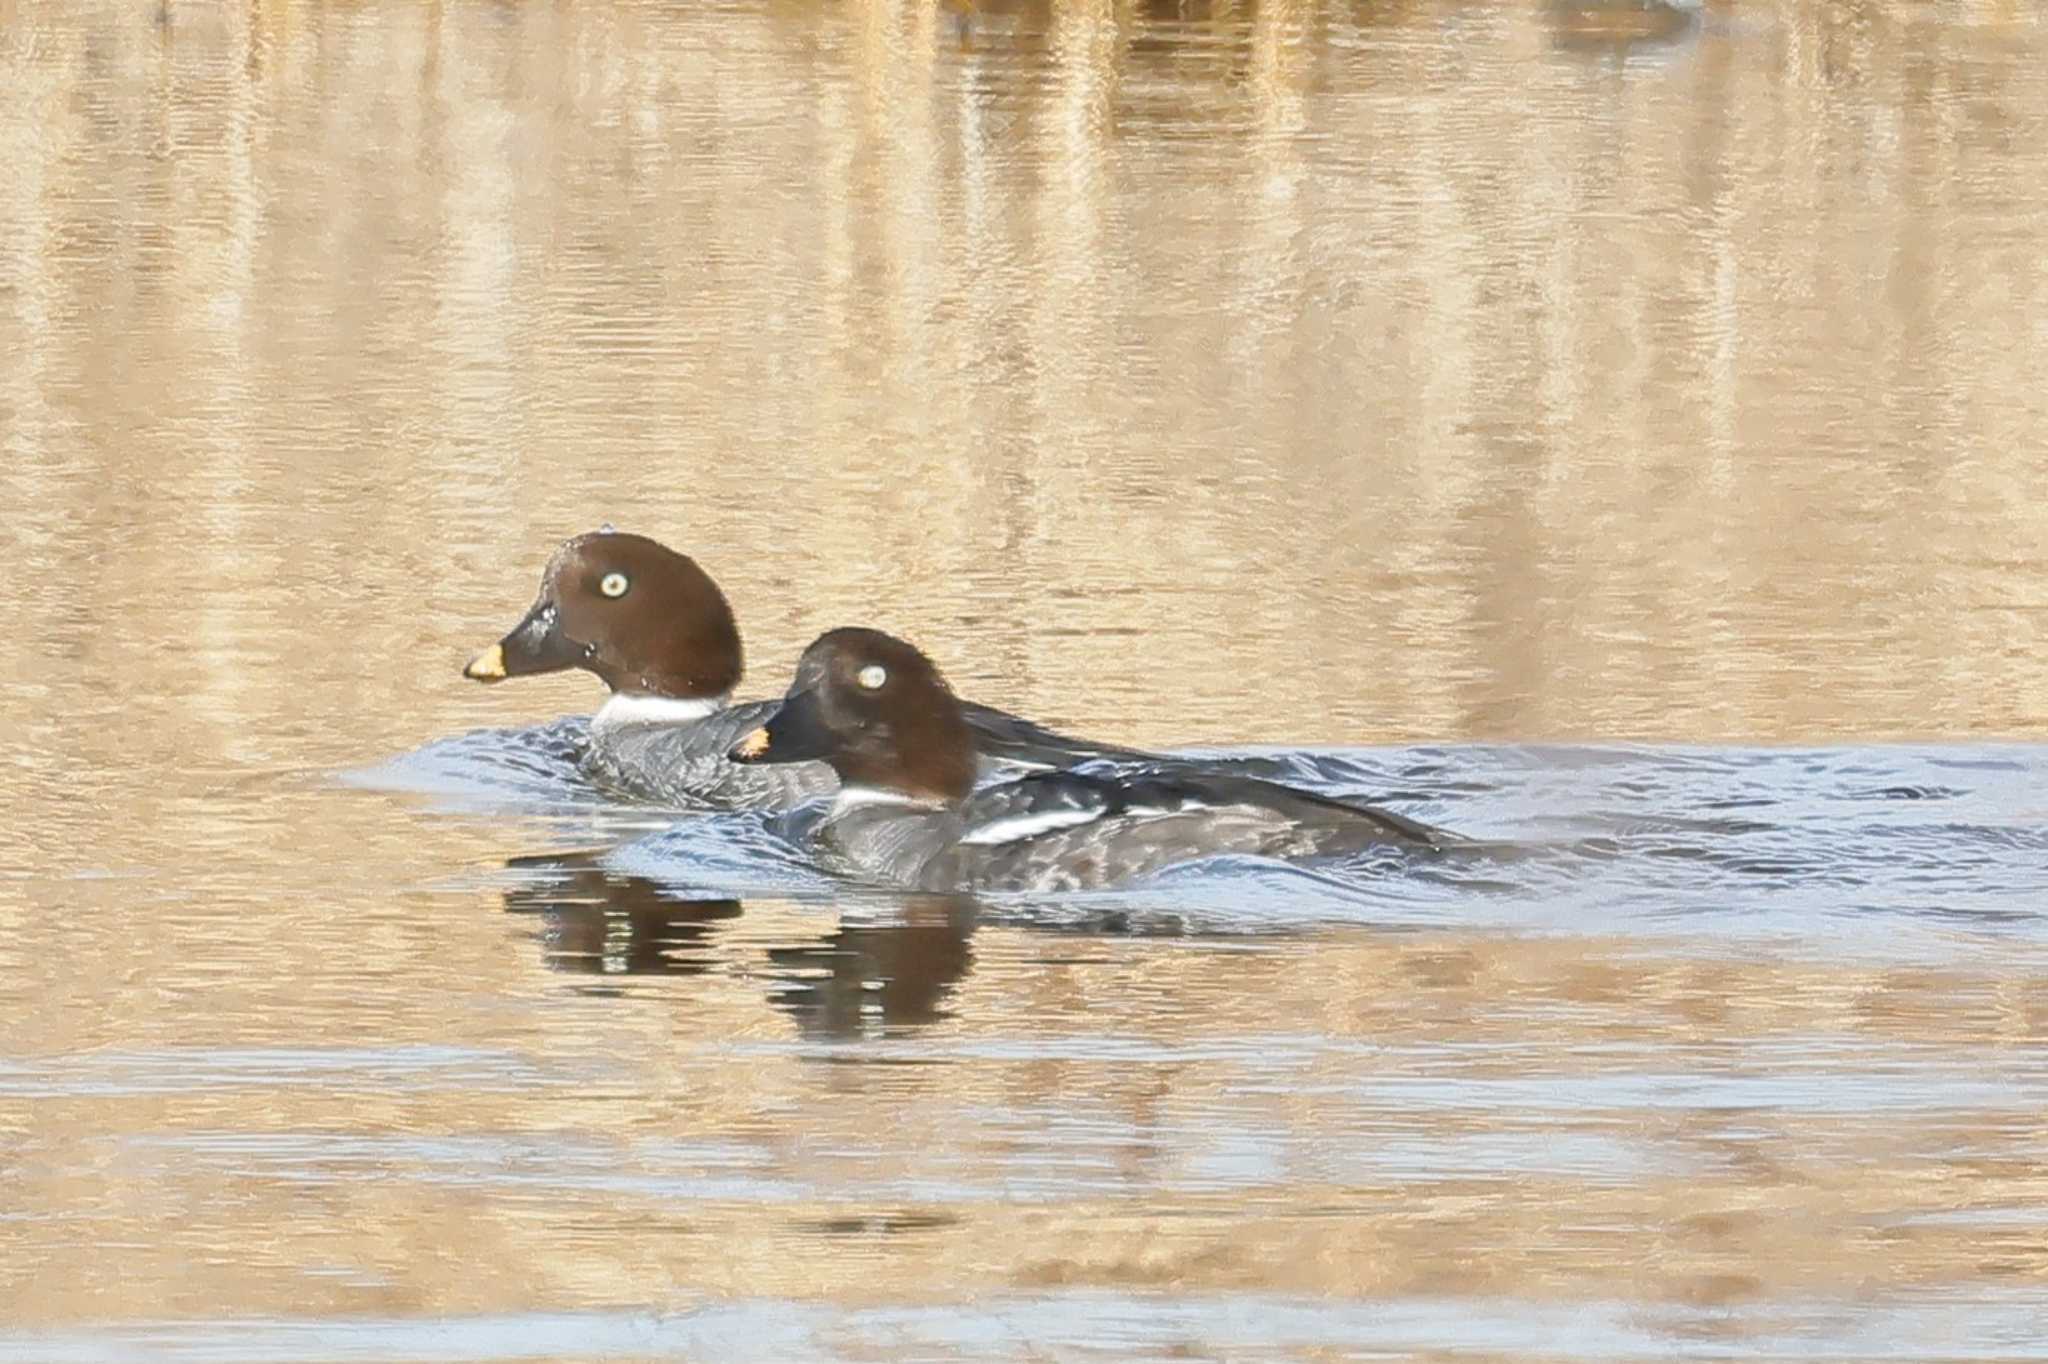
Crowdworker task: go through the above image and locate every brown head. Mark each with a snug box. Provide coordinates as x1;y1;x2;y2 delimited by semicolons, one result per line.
462;530;744;700
728;627;976;804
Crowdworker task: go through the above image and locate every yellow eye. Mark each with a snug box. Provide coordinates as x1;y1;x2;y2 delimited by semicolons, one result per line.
599;572;630;599
856;664;887;690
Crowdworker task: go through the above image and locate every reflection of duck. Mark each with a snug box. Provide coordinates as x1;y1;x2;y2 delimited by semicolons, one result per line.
503;851;740;977
501;852;977;1036
1545;0;1705;57
765;897;979;1039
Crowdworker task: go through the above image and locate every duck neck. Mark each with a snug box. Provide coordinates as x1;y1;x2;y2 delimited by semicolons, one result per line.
594;691;730;732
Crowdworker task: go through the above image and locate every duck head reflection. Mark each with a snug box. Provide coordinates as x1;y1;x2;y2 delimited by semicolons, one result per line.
766;895;980;1040
1544;0;1704;58
502;853;979;1037
503;850;740;978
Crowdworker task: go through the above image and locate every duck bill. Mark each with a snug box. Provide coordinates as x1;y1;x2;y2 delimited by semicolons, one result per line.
463;600;581;683
729;689;835;765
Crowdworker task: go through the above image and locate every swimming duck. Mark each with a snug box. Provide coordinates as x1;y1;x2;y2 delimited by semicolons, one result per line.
730;627;1454;892
463;530;1142;809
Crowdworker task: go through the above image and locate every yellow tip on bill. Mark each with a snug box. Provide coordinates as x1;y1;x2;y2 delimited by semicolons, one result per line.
733;727;771;758
463;642;507;682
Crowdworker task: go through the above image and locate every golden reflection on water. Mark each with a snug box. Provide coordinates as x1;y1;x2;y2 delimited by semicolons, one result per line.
10;878;2048;1328
3;0;2048;1352
4;0;2045;757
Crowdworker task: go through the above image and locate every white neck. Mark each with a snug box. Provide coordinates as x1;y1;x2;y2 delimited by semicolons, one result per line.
594;692;728;730
833;785;942;813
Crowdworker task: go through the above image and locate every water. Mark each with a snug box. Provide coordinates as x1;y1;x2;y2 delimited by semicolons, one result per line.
5;0;2048;1359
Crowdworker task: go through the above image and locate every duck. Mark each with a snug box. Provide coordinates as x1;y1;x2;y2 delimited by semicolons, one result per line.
729;627;1455;893
462;529;1143;809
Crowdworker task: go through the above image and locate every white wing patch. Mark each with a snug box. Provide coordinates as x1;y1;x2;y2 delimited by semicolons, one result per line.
960;806;1102;845
1122;798;1209;816
835;785;940;812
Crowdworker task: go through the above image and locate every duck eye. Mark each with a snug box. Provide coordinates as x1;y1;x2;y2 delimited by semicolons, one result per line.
856;664;887;690
599;572;630;599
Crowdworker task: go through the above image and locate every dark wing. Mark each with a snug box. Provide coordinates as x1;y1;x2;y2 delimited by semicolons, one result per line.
954;769;1453;852
1090;771;1455;851
957;700;1156;770
1073;765;1458;851
953;770;1122;842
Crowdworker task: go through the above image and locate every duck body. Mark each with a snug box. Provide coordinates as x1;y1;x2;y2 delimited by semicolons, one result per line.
462;529;1144;811
732;628;1455;892
817;768;1453;894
